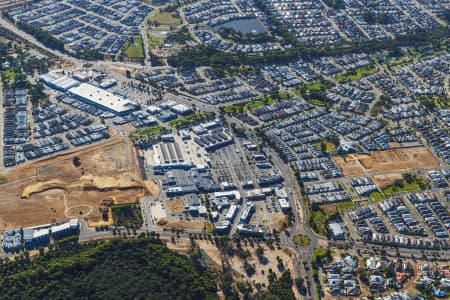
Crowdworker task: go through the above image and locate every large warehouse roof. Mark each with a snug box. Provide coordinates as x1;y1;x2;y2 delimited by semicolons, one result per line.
69;83;136;114
39;72;80;91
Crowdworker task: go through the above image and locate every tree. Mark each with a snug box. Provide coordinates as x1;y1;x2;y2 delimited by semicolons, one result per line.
244;263;256;276
403;173;414;184
259;270;295;300
17;21;64;52
220;272;235;297
28;82;48;107
320;142;327;153
72;156;81;167
295;277;305;294
256;245;265;260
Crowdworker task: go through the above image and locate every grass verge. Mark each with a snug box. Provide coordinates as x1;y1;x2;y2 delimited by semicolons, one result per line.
293;234;311;246
168;112;214;129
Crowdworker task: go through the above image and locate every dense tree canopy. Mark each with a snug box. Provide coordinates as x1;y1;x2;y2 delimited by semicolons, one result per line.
16;22;64;52
322;0;346;10
0;238;217;300
168;27;449;71
258;270;296;300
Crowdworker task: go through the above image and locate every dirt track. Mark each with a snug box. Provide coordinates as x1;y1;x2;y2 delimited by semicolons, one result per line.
334;147;439;176
0;138;149;230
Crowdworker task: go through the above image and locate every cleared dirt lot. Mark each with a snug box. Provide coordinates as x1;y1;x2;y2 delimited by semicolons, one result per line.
250;202;289;231
0;138;148;230
197;240;298;286
268;213;289;231
167;198;185;213
334;147;439;176
156;218;205;231
372;173;404;189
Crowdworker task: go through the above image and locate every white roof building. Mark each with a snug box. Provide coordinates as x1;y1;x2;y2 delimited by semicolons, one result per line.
51;219;79;236
278;198;291;211
39;72;80;91
171;103;192;115
329;223;346;240
69;83;136;115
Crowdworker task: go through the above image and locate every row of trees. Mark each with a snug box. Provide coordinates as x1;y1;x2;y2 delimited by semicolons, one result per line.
168;27;450;71
16;21;65;52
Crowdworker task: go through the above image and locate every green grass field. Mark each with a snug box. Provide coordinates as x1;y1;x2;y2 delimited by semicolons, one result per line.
306;98;327;107
130;125;168;141
149;9;181;25
224;103;244;113
125;36;144;58
383;174;428;195
168;112;213;129
293;234;311;246
335;201;355;213
0;175;7;184
223;95;277;113
148;31;165;48
278;91;291;99
386;57;412;68
306;82;325;91
369;191;386;201
295;80;335;97
334;65;378;82
2;69;16;80
299;81;324;92
383;181;421;195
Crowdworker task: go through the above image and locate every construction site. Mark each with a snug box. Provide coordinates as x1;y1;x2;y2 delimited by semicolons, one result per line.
0;138;154;230
334;147;440;176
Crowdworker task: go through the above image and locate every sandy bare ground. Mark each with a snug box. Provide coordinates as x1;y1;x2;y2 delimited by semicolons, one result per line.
87;209;114;227
156;218;205;231
334;147;439;176
167;198;185;213
197;241;298;287
251;202;288;231
144;179;160;196
372;173;404;189
268;213;289;231
0;138;146;230
150;201;167;220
